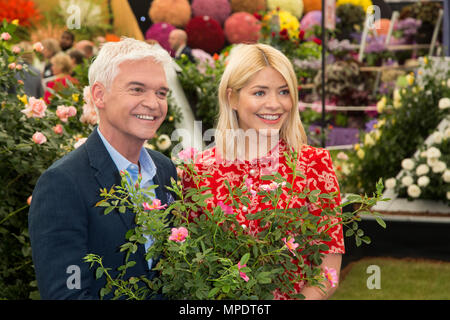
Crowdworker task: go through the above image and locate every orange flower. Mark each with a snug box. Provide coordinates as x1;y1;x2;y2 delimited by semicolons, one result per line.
213;53;220;60
105;34;121;42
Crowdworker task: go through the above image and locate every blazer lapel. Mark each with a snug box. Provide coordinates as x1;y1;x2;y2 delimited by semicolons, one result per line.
85;128;135;230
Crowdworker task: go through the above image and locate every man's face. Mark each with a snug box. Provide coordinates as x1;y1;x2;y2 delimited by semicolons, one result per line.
60;33;73;50
99;57;169;147
168;32;181;51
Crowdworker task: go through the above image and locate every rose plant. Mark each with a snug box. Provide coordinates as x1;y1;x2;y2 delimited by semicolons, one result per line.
341;57;450;195
385;118;450;204
85;149;387;300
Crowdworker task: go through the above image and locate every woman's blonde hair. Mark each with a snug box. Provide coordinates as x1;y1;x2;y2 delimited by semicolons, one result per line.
50;52;73;75
216;43;307;159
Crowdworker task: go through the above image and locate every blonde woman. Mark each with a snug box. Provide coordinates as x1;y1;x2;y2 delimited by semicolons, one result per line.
182;43;345;300
43;52;78;103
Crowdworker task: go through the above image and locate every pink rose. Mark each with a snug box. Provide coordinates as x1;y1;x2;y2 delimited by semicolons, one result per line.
237;262;249;282
12;46;21;54
80;89;98;125
282;237;299;255
168;227;188;243
1;32;11;41
323;267;339;288
142;199;167;211
21;97;47;118
218;201;233;215
67;106;77;117
15;64;22;70
56;105;77;122
53;124;63;135
177;147;198;162
32;42;44;52
32;132;47;144
8;62;16;70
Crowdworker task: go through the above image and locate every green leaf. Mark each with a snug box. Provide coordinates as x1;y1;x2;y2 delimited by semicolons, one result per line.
208;287;220;298
240;253;250;266
375;216;386;229
96;267;104;280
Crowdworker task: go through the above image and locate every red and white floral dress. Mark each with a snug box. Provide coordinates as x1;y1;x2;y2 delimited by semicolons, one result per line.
182;140;345;299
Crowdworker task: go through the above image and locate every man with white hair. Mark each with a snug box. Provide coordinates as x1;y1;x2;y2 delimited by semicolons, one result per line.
28;38;178;299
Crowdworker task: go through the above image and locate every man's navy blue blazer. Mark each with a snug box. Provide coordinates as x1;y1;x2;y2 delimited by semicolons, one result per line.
28;128;177;299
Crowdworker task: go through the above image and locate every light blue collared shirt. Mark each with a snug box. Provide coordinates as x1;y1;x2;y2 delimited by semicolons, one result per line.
97;127;156;269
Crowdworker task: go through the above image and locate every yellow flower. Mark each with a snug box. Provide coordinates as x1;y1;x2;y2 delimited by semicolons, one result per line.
406;73;414;86
168;116;174;122
11;19;19;26
354;143;360;151
376;96;386;113
72;93;79;102
364;134;375;147
17;94;28;105
374;129;381;141
423;56;428;65
377;119;386;127
265;10;300;39
357;149;365;159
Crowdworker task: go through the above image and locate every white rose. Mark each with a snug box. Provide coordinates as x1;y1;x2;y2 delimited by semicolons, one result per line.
432;161;446;173
417;176;430;187
342;164;351;175
74;137;87;149
443;170;450;183
401;175;414;187
385;178;397;189
420;151;428;158
337;151;349;161
445;128;450;139
426;147;441;159
431;131;443;144
401;158;415;171
438;97;450;110
415;164;430;176
156;134;172;151
407;184;421;198
427;157;439;167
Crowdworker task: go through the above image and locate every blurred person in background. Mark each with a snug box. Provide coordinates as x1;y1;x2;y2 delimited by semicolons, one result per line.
14;41;44;98
168;29;195;63
60;30;75;52
43;52;78;103
41;38;61;79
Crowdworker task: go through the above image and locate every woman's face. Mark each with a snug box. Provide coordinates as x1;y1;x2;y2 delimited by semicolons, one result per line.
230;66;292;134
51;62;62;75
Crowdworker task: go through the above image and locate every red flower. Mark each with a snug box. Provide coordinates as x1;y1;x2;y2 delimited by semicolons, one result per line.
298;29;305;41
312;37;322;45
185;16;225;54
253;12;262;21
0;0;42;27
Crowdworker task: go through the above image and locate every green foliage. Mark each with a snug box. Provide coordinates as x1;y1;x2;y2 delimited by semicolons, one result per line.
176;53;226;132
341;58;450;195
0;20;94;299
85;152;388;300
0;20;183;299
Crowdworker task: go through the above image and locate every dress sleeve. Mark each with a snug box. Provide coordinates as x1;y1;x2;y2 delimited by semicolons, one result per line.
305;147;345;254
